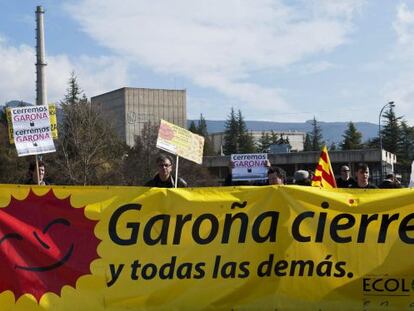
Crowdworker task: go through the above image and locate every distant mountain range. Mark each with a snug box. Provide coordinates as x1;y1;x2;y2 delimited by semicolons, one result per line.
3;100;33;108
187;120;379;144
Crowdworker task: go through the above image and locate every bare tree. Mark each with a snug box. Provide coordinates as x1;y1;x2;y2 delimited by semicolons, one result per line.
51;74;125;185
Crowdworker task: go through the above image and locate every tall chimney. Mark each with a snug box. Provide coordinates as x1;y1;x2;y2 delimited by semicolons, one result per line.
35;6;47;106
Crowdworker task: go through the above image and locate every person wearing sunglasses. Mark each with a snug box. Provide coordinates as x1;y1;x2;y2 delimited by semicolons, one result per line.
145;154;187;188
336;165;355;188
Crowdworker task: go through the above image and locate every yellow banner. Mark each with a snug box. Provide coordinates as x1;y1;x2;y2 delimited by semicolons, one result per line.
0;185;414;310
7;104;58;144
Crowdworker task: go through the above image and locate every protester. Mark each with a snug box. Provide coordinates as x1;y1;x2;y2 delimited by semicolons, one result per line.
25;161;49;185
350;163;377;189
379;173;402;189
293;170;311;186
145;154;187;188
336;165;355;188
268;166;286;185
223;161;252;186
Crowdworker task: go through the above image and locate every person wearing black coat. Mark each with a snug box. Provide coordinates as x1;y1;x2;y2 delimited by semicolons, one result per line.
145;154;187;188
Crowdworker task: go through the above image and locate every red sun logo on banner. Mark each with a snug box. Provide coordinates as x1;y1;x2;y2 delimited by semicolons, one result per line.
0;190;100;301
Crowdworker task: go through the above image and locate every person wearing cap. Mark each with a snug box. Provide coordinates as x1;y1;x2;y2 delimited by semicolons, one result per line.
336;165;355;188
293;170;311;186
145;154;187;188
350;163;377;189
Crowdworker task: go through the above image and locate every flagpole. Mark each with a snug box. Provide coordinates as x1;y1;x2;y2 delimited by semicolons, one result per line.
175;155;179;188
35;155;40;185
327;147;337;188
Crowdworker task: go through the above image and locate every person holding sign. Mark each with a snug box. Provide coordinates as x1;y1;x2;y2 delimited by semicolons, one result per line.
267;166;286;185
25;161;50;185
145;155;187;188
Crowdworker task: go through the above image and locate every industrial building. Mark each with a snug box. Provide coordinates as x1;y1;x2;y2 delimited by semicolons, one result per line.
91;87;186;146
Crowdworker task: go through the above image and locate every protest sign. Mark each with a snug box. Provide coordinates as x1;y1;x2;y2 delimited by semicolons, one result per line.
231;153;268;181
8;104;58;141
7;104;58;144
156;119;204;164
8;105;56;156
0;185;413;310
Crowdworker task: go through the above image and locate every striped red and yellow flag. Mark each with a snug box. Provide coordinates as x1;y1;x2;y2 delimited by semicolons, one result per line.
311;145;337;188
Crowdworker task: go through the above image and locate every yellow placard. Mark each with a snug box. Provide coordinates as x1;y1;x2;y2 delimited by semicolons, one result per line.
48;104;58;140
7;104;58;144
156;119;204;164
0;185;414;310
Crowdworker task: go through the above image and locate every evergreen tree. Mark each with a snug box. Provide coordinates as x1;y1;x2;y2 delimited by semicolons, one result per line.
397;121;414;165
270;130;279;145
381;107;402;154
188;120;197;133
197;114;208;136
223;108;257;154
363;137;379;149
196;114;215;156
223;108;239;154
237;110;255;153
60;74;87;140
64;71;83;105
258;132;271;152
308;117;324;151
238;130;256;153
341;121;362;150
304;133;312;151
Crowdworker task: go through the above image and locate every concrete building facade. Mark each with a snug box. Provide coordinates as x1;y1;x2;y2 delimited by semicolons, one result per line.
209;131;306;154
91;87;186;146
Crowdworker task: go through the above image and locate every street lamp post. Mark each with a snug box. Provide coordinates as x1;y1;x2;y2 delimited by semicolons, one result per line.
378;101;395;183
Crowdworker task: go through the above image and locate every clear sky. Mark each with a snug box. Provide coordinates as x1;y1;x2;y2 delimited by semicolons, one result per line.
1;0;414;124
